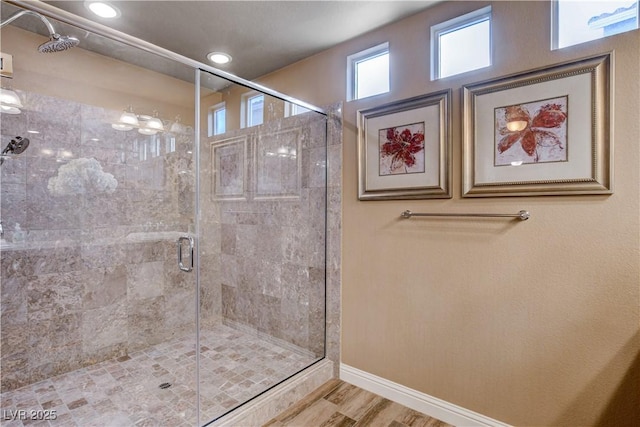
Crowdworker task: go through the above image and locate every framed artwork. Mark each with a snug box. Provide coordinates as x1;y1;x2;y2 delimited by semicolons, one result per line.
462;53;612;197
211;136;248;200
357;89;452;200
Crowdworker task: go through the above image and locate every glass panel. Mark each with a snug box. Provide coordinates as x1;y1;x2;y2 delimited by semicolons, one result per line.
198;70;327;423
439;19;491;78
355;52;390;99
0;5;198;425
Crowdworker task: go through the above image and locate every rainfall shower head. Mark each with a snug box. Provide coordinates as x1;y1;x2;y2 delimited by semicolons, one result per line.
38;34;80;53
0;9;79;52
0;136;30;166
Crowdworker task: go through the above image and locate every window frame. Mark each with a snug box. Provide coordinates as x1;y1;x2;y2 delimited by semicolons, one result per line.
346;41;390;101
430;5;492;80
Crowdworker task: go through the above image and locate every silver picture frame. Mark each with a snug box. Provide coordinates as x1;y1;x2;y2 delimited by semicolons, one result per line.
462;53;612;197
357;90;452;200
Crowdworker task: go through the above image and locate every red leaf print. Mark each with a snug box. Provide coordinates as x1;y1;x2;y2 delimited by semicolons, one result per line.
531;103;566;128
380;125;425;173
534;130;563;148
408;133;425;153
498;132;522;153
402;150;416;167
520;130;537;156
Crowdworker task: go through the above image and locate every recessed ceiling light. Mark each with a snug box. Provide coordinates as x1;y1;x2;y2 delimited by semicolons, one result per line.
85;1;120;19
207;52;232;65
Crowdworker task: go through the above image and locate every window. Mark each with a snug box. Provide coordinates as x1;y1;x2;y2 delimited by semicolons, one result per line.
285;102;311;117
242;92;264;128
347;42;390;101
552;0;638;49
431;6;491;80
208;102;226;136
165;134;176;153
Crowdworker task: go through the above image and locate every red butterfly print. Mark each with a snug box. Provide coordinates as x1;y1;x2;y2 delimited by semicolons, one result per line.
498;103;567;163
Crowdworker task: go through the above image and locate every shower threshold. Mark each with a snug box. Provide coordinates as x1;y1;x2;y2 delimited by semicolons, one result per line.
0;324;315;426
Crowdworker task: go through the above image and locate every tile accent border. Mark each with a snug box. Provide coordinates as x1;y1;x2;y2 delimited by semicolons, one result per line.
340;364;512;427
211;359;334;426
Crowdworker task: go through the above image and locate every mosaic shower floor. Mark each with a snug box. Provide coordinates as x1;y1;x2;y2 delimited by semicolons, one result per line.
0;324;316;427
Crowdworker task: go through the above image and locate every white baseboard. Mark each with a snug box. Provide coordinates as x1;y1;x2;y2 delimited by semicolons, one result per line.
340;364;511;427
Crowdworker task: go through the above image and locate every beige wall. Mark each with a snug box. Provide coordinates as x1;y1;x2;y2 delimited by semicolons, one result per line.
2;26;195;123
258;1;639;425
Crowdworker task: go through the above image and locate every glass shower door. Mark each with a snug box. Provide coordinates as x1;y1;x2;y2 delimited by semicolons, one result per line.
0;7;199;425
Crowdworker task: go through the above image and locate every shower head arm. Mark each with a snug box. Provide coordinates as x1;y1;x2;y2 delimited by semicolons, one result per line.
0;9;57;37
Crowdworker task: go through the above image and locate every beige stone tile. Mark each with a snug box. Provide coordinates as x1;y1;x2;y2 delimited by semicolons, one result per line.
1;323;318;426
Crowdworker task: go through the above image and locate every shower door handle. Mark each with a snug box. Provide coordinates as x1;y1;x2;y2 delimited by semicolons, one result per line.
177;236;194;272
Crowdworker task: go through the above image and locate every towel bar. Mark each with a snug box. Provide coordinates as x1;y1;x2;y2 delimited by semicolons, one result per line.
400;210;530;221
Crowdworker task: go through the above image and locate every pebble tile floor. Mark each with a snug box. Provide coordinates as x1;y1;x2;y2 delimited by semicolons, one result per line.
0;324;315;427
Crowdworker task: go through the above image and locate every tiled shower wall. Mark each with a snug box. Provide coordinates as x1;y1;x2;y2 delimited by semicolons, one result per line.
199;110;328;358
0;91;196;392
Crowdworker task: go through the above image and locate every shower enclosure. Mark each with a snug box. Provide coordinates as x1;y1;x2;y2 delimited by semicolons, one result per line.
0;2;333;426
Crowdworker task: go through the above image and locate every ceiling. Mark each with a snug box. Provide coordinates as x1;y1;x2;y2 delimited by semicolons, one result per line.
13;0;441;83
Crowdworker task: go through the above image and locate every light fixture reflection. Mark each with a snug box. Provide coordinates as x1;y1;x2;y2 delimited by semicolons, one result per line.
112;107;171;136
138;127;157;136
0;88;23;114
145;112;164;131
112;123;133;131
506;120;528;132
270;146;297;159
118;107;139;126
1;105;21;115
0;88;23;107
504;105;529;133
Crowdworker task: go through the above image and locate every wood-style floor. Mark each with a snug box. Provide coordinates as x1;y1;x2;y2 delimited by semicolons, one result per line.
263;379;453;427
